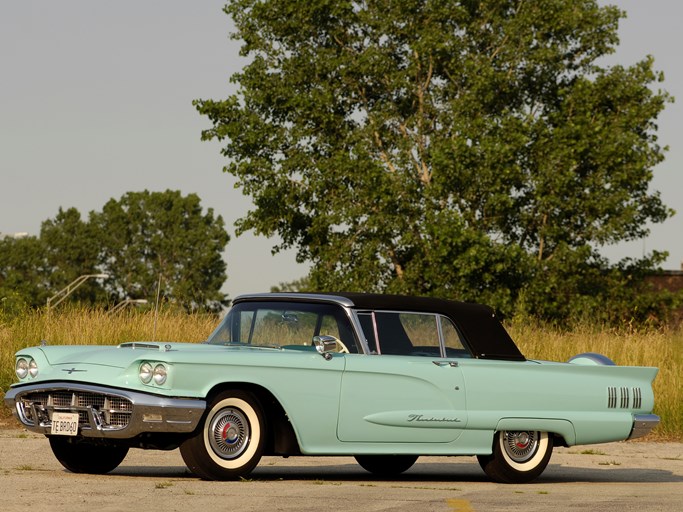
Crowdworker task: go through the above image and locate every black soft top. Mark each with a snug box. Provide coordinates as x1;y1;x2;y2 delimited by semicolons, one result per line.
234;292;525;361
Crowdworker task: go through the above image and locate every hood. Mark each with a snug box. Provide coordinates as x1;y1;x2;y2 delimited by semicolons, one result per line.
32;341;281;369
36;342;222;369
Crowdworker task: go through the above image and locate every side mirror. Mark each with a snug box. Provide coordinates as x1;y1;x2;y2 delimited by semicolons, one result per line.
313;335;339;360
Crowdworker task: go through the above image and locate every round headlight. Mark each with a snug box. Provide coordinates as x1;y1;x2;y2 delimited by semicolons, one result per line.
139;362;153;384
153;364;167;386
28;359;39;378
16;358;29;379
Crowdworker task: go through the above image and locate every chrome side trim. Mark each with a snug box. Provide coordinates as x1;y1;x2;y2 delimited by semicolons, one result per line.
4;382;205;439
628;414;660;440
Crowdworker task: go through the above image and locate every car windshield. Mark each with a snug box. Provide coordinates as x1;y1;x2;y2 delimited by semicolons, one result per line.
207;301;359;353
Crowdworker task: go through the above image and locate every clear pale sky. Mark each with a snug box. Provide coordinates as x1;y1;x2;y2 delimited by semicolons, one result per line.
1;1;681;300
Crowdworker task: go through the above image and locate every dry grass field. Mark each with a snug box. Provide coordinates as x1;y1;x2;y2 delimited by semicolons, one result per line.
1;308;680;439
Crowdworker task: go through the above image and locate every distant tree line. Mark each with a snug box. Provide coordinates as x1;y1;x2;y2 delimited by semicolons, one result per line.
0;190;229;315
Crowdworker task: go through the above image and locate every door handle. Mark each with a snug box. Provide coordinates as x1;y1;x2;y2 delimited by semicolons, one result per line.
432;361;458;367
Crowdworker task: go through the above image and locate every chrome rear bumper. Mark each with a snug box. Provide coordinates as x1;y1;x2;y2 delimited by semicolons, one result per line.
628;414;660;440
4;382;205;438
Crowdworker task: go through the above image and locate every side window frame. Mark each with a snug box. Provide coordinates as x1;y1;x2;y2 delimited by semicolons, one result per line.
355;311;379;354
438;314;472;358
435;313;446;358
351;309;473;358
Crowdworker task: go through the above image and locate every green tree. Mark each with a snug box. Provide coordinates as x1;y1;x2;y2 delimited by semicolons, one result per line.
40;207;105;305
0;235;48;312
199;0;672;320
90;190;230;312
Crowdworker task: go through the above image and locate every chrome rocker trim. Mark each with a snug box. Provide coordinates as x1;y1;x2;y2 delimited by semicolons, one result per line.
628;414;660;440
4;382;205;439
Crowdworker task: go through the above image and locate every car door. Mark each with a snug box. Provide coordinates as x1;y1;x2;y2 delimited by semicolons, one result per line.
337;311;468;443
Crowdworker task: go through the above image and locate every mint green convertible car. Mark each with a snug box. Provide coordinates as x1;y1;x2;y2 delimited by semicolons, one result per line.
5;293;659;483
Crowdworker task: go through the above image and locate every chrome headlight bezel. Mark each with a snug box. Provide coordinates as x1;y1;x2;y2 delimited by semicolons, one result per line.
139;362;169;386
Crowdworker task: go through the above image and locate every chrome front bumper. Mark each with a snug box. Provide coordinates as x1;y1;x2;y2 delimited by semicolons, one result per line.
628;414;660;440
4;382;205;438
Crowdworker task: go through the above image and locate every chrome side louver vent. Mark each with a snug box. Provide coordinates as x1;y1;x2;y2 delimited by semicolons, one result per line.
607;386;642;409
608;387;617;408
633;387;642;409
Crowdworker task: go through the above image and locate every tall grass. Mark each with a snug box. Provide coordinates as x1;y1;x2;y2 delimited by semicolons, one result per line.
1;309;680;440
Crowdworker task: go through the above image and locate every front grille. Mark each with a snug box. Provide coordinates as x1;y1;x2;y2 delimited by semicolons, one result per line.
18;389;133;431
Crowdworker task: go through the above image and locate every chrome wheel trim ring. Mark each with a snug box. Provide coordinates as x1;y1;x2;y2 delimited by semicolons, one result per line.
502;431;539;463
208;407;250;460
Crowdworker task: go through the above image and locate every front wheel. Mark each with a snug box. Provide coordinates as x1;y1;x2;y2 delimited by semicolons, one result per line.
355;455;418;476
180;390;266;480
49;437;129;474
477;431;553;483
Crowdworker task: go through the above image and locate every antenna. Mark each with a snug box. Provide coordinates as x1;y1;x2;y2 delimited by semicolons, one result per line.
153;275;162;341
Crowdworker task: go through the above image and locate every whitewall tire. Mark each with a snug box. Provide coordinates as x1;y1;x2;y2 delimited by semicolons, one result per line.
477;430;553;483
180;390;266;480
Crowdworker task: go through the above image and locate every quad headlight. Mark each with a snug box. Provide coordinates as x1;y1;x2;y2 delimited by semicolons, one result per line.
15;357;38;380
16;358;29;379
153;364;167;386
139;362;153;384
139;362;168;386
29;359;39;378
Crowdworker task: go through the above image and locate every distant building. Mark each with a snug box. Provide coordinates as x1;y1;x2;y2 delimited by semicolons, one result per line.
645;262;683;324
646;264;683;294
0;232;29;239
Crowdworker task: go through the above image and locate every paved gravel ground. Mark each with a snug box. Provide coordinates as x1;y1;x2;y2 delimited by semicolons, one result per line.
0;427;681;512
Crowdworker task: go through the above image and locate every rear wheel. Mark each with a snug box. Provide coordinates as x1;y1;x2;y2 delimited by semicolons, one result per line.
355;455;418;476
49;437;129;474
180;390;266;480
477;431;553;483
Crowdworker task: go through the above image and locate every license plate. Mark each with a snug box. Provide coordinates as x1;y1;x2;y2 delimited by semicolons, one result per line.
51;412;79;436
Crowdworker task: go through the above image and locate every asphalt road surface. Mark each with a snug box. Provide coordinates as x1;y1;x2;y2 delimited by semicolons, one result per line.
1;429;681;512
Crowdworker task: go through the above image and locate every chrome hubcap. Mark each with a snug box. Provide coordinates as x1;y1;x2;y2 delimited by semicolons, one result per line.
502;431;539;462
209;407;250;460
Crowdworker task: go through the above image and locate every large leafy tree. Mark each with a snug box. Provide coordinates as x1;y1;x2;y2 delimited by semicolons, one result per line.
198;0;672;319
90;190;230;312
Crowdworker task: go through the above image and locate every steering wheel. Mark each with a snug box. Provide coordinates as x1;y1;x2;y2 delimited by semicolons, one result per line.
334;338;350;354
